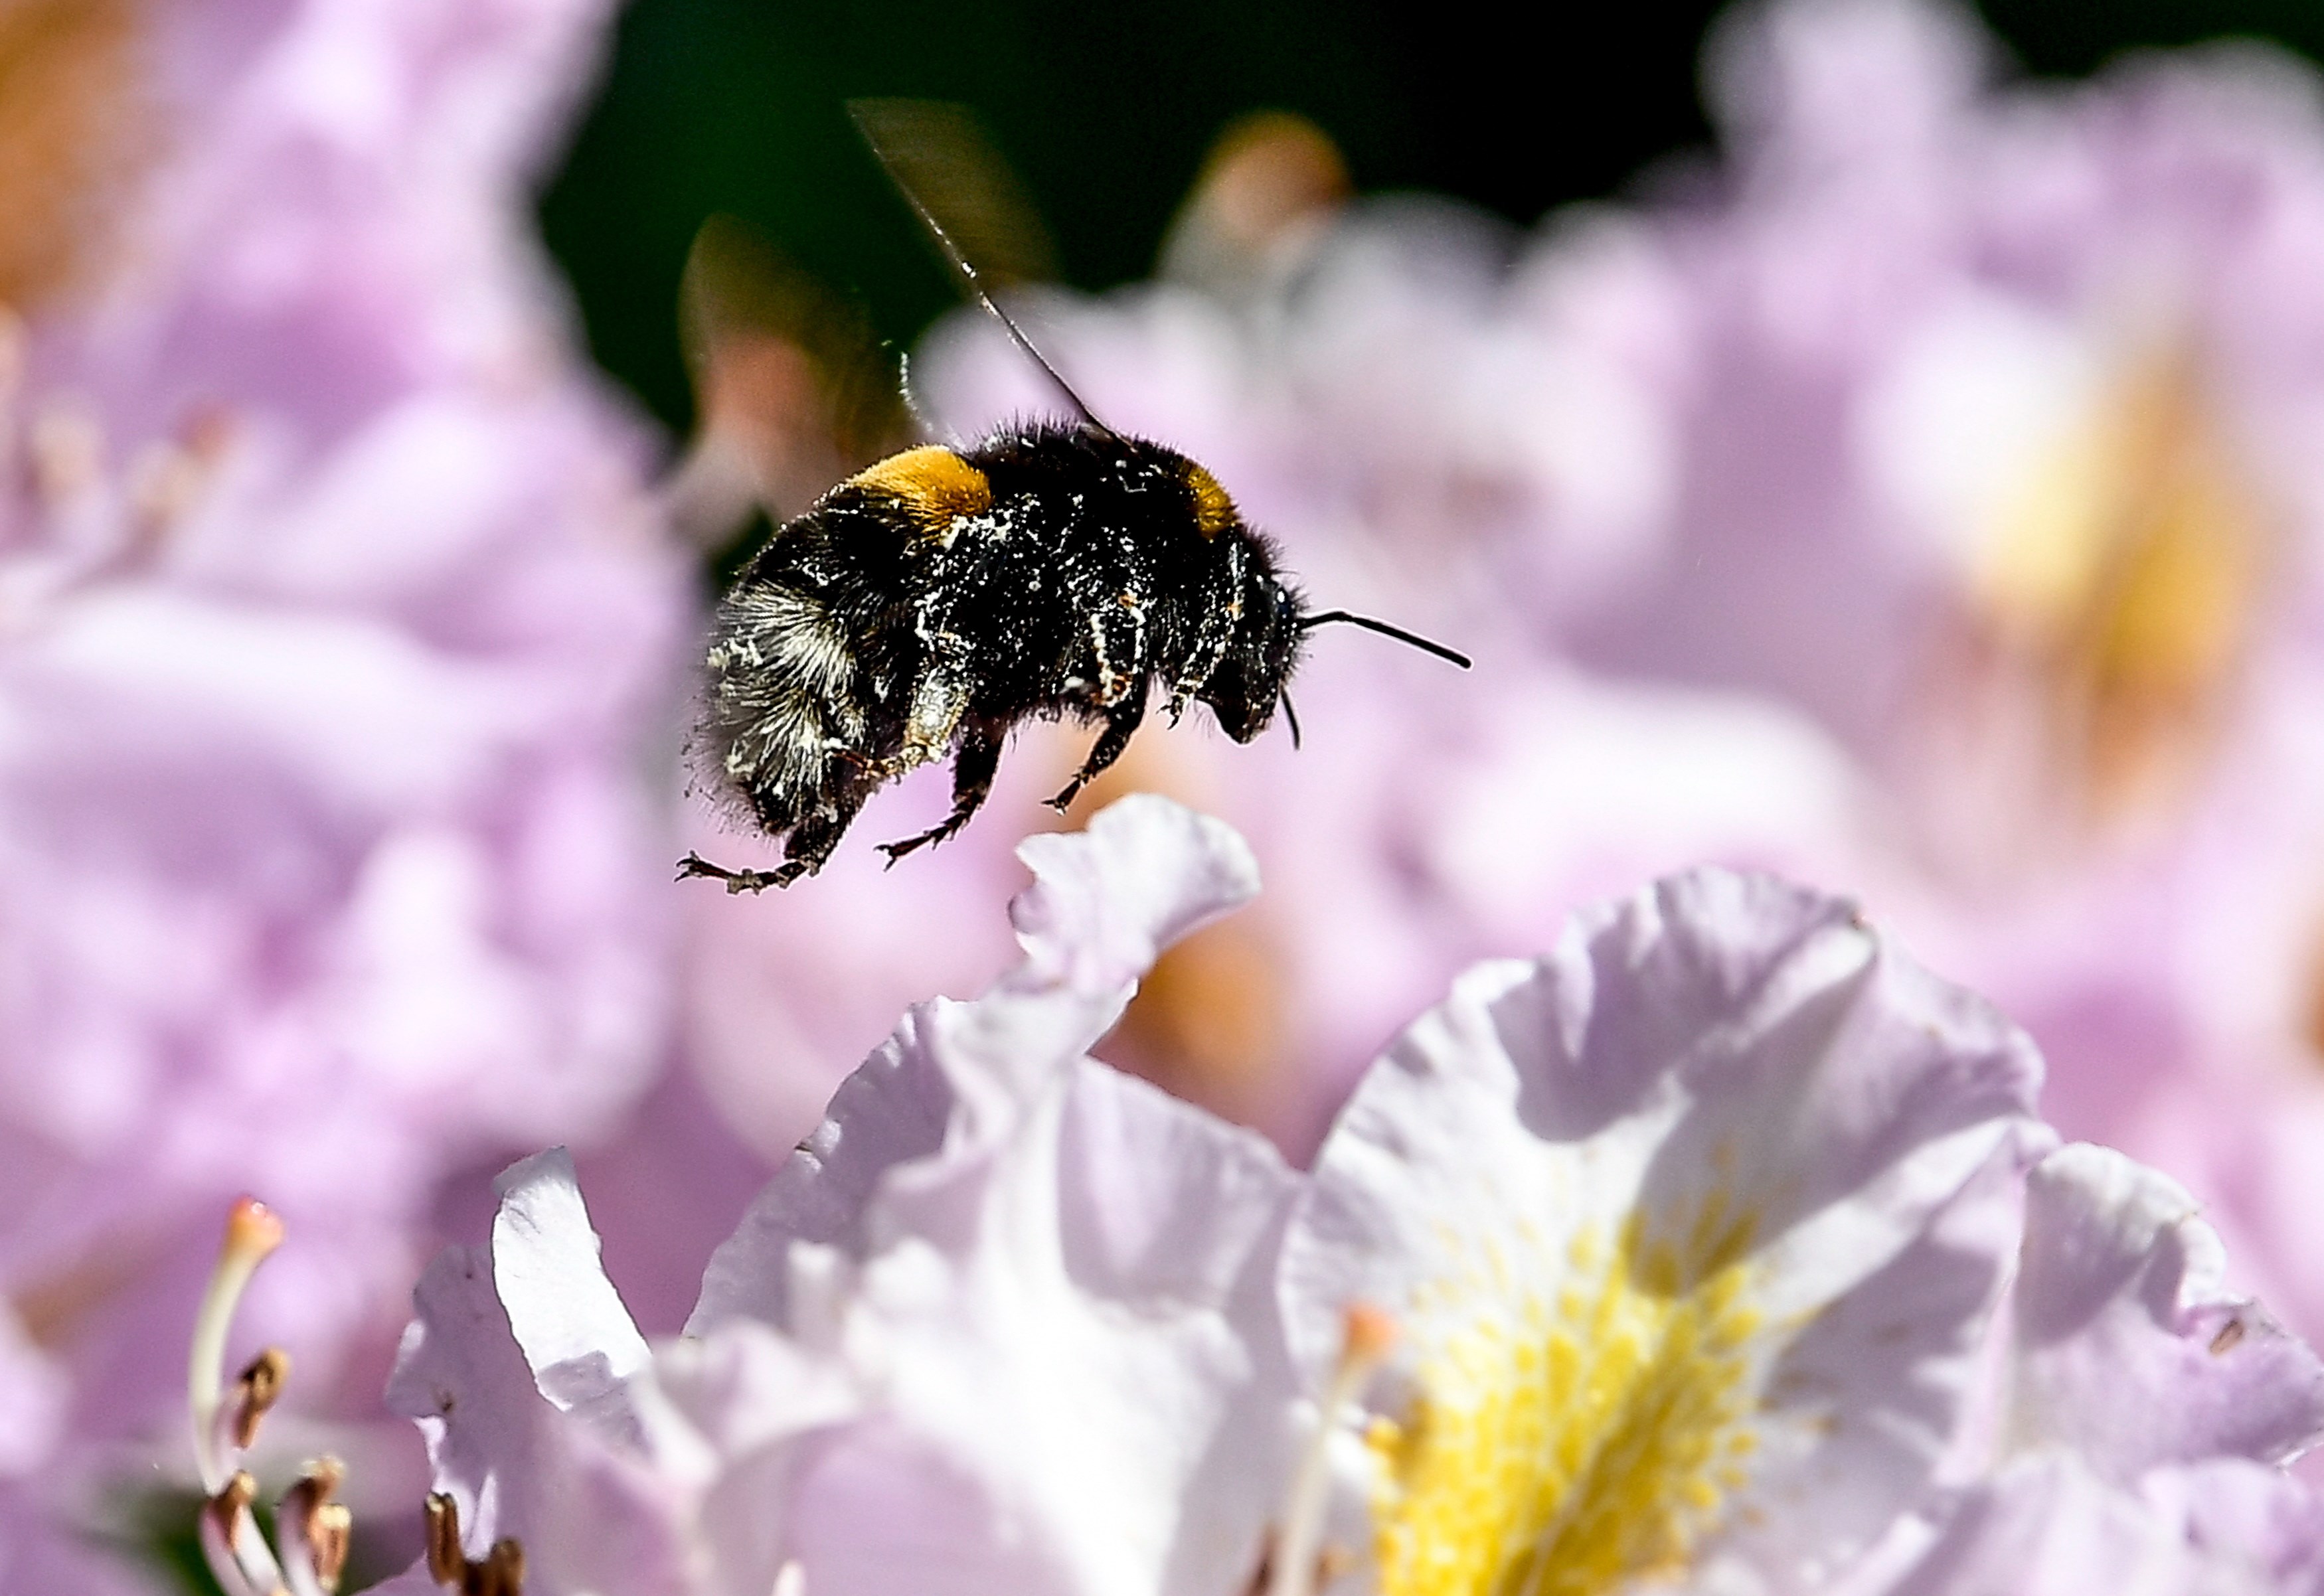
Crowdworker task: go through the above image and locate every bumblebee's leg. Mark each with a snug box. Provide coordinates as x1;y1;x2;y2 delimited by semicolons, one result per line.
1048;675;1150;811
886;661;972;776
878;721;1005;863
675;851;791;894
1167;541;1244;721
776;783;873;884
1087;595;1151;710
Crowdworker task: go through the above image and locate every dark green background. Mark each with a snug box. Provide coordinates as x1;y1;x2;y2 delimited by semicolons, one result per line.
539;1;2324;442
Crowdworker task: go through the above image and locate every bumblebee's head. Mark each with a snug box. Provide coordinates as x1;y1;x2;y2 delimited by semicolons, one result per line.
1199;571;1307;743
1203;568;1476;744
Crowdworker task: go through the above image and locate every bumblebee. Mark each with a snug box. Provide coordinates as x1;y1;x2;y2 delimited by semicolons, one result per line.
679;104;1467;892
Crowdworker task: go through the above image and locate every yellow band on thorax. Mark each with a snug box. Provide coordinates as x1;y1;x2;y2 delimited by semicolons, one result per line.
844;445;993;531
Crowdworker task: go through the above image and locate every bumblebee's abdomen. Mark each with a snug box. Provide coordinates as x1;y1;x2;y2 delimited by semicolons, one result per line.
699;583;862;819
697;495;929;835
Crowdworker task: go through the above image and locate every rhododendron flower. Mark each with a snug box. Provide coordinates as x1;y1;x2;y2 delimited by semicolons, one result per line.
0;0;687;1585
1516;0;2324;1352
1281;867;2047;1592
373;797;2324;1595
1851;1143;2324;1592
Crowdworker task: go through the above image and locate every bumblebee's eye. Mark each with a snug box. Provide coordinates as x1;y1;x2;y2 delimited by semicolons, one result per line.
1272;582;1297;623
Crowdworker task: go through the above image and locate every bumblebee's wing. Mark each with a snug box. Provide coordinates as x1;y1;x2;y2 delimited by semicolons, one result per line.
847;98;1115;437
666;214;916;548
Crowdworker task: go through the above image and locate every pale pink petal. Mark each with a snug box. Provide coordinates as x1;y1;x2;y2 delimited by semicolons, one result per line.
686;797;1297;1596
385;1164;693;1596
2006;1142;2324;1476
691;793;1266;1334
1884;1453;2324;1596
1006;792;1261;1002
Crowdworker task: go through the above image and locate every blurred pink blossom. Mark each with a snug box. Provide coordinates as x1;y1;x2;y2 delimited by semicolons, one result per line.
375;799;2324;1595
0;0;689;1583
1527;0;2324;1346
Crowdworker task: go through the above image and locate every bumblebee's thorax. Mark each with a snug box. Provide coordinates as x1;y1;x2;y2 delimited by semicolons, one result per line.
783;423;1253;708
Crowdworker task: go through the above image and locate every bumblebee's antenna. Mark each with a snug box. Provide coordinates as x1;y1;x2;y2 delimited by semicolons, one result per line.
1280;688;1303;749
1301;610;1472;669
849;99;1118;439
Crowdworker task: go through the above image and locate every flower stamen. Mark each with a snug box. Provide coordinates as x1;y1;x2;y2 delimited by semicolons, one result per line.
187;1199;356;1596
425;1490;527;1596
425;1492;464;1585
190;1197;284;1493
1268;1304;1399;1596
200;1469;288;1596
279;1457;353;1596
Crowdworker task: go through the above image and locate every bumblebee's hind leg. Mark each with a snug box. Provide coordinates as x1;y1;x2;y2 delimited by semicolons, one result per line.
679;776;870;892
677;851;794;894
1048;675;1149;811
879;721;1004;864
778;783;875;882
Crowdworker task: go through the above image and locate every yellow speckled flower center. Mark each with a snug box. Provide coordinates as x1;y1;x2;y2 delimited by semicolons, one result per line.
1975;349;2265;821
1367;1216;1764;1596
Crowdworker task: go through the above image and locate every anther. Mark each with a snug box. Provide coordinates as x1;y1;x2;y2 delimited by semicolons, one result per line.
1341;1303;1398;1368
424;1492;527;1595
480;1538;527;1596
425;1493;465;1585
280;1458;352;1596
202;1469;288;1596
208;1470;256;1536
1266;1305;1400;1596
231;1347;290;1451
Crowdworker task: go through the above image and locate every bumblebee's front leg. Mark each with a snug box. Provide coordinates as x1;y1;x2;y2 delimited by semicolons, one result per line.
879;720;1005;863
1048;675;1150;811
